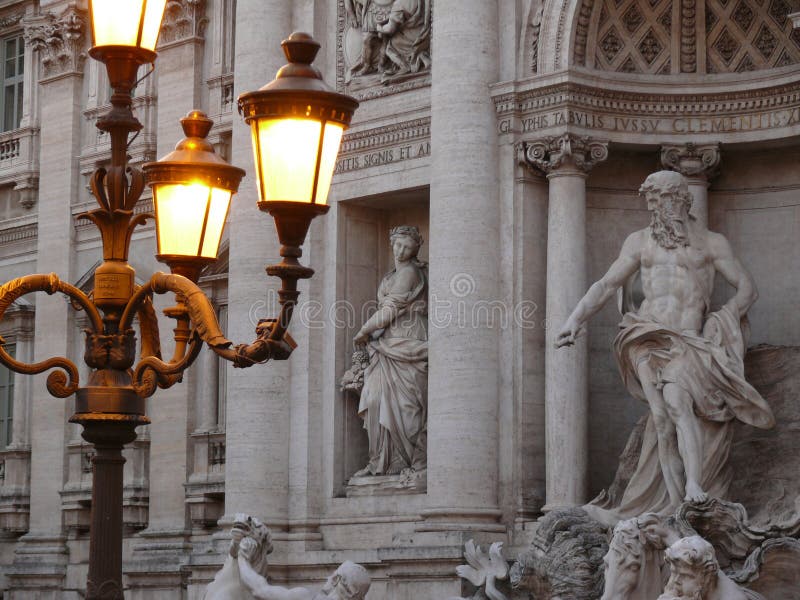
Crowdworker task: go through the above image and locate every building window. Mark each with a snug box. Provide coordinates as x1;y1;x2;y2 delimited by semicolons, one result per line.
2;35;23;132
0;344;14;448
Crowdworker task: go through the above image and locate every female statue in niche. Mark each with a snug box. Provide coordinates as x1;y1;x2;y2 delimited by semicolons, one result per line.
350;225;428;478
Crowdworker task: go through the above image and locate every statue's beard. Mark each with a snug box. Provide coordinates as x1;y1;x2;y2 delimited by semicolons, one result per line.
650;208;689;249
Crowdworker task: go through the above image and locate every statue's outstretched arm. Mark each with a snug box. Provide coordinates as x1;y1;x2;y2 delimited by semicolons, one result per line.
709;232;758;317
556;231;642;347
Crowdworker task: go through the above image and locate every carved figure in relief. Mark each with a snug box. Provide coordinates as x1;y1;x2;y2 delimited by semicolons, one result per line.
556;171;774;525
204;514;370;600
376;0;432;81
344;0;391;77
344;0;431;83
349;225;428;477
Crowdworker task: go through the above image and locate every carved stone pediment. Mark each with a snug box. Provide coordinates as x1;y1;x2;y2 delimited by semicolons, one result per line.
23;4;87;79
337;0;432;100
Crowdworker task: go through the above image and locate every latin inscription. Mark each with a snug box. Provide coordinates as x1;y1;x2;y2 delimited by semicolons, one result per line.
500;106;800;136
335;142;431;175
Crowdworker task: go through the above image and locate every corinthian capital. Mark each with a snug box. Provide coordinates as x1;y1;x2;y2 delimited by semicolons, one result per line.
660;143;721;181
23;4;87;79
159;0;208;45
522;134;609;175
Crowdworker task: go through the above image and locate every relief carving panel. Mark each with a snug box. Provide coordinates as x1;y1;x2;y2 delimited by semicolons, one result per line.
337;0;431;99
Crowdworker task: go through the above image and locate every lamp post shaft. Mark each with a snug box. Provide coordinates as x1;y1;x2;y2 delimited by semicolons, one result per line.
86;439;127;599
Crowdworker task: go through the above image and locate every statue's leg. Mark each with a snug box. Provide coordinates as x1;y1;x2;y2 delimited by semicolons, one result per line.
662;382;707;503
636;360;684;506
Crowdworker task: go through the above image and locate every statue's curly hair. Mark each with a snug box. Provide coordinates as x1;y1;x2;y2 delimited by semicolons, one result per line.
639;170;693;212
389;225;423;248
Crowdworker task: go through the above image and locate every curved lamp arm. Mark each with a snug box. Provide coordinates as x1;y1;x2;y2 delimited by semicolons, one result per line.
122;269;298;400
0;273;104;397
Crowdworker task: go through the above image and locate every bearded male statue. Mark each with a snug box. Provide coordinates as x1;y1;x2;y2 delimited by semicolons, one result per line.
556;170;774;526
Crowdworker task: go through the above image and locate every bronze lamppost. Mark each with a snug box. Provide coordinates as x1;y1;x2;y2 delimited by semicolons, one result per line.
0;2;357;597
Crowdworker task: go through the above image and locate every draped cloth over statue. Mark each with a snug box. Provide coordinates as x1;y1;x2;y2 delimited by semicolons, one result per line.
586;304;774;525
358;262;428;475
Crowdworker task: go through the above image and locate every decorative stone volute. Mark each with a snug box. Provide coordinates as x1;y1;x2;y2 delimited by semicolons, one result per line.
661;143;721;181
522;134;609;174
23;3;87;79
159;0;208;45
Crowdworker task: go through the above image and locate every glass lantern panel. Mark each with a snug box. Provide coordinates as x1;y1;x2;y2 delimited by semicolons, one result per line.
91;0;167;50
255;118;322;203
140;0;168;51
91;0;145;47
199;187;233;258
154;182;211;257
314;123;344;205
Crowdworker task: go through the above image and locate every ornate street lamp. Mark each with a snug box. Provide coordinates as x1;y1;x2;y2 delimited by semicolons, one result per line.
143;110;245;283
0;9;357;597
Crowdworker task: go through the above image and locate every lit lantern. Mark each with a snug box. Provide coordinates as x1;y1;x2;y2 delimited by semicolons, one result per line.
88;0;168;54
143;111;245;282
238;32;358;252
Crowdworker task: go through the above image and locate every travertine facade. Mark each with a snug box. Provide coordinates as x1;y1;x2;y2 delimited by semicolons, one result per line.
0;0;799;598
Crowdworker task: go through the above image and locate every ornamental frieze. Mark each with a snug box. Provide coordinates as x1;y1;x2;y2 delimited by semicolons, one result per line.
337;0;432;100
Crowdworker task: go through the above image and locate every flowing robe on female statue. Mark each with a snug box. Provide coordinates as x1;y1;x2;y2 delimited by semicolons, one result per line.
358;262;428;475
587;303;774;525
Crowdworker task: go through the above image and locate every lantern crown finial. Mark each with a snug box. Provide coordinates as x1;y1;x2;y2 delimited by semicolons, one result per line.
275;32;324;82
282;32;321;65
180;110;214;141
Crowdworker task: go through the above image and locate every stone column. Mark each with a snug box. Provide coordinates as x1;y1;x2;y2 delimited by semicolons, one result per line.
224;0;292;528
8;6;87;595
660;144;721;228
424;0;503;531
523;135;608;509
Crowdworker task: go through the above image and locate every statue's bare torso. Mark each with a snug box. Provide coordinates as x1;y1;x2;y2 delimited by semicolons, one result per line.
637;224;716;333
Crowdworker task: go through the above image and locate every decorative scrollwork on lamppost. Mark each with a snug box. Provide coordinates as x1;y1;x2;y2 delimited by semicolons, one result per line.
0;2;358;598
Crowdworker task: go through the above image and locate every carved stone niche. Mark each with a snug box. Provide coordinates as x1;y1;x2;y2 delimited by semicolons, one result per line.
337;0;432;99
335;190;430;498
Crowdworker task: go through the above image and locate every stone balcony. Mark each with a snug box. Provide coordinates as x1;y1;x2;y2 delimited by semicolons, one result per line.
0;126;39;211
